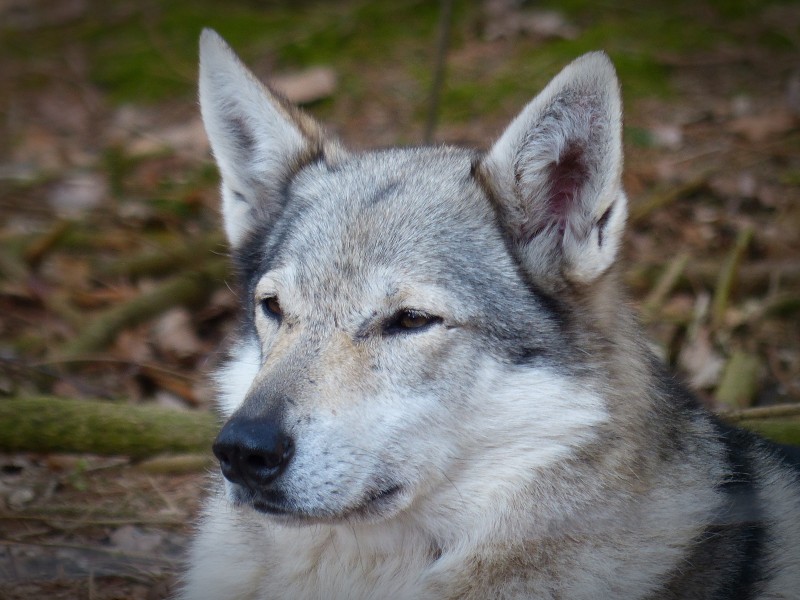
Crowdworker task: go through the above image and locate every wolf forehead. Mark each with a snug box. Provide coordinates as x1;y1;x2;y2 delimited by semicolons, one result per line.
233;146;525;304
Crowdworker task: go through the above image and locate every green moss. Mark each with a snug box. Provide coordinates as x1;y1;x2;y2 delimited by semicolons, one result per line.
705;0;775;19
149;196;197;218
2;0;796;111
780;170;800;187
102;146;141;196
625;127;656;148
434;0;720;126
758;30;797;52
85;0;453;104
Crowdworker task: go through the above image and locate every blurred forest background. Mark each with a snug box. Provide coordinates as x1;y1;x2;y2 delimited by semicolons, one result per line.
0;0;798;597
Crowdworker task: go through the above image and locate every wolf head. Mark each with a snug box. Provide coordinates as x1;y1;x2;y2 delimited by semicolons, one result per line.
199;29;628;530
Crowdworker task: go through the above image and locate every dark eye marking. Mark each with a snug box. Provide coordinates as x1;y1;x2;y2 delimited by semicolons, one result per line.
260;296;283;320
383;309;442;335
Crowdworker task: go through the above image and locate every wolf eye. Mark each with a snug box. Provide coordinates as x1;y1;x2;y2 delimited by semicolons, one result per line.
384;309;441;334
260;296;282;319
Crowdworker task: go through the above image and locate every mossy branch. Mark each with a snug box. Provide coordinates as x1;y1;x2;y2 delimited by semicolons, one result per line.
629;174;709;225
711;226;754;330
641;252;689;322
626;259;800;296
59;259;228;358
0;397;218;459
733;418;800;447
714;350;761;410
720;403;800;446
100;233;227;280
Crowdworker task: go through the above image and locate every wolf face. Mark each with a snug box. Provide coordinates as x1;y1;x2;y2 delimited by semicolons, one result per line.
199;29;625;529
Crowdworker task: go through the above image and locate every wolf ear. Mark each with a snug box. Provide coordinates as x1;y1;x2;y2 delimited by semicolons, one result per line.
199;29;342;247
480;52;627;284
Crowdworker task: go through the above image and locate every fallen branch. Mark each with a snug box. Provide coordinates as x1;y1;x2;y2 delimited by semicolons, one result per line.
764;293;800;318
625;259;800;296
23;221;73;267
423;0;454;143
0;512;188;526
135;453;214;474
59;259;228;358
629;174;709;225
722;403;800;422
733;418;800;447
711;226;753;330
719;403;800;446
100;233;226;280
641;251;689;322
0;397;218;459
714;350;760;410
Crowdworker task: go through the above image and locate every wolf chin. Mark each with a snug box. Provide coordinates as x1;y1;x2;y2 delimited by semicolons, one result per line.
180;29;800;599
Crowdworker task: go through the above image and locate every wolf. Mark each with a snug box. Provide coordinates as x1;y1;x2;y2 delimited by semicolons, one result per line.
180;29;800;600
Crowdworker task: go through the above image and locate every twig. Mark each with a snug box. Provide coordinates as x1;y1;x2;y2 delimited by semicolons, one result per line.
629;173;709;225
423;0;454;144
711;226;754;330
59;259;228;358
136;453;213;474
23;221;73;267
720;403;800;422
100;233;226;279
34;356;195;382
0;538;179;566
0;514;187;527
719;404;800;446
626;259;800;296
641;251;689;322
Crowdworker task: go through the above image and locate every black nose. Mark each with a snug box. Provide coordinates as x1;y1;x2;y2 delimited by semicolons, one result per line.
212;416;294;488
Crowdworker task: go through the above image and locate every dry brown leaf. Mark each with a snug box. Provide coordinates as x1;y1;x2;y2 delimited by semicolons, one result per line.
109;525;165;554
648;124;684;150
152;308;203;360
483;0;578;40
679;326;725;390
47;172;107;218
270;67;337;105
728;109;798;142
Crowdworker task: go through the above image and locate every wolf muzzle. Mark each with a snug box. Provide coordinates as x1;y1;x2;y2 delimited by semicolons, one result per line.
212;416;294;489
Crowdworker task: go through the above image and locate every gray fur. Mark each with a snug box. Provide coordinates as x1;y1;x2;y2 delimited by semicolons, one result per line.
180;29;800;600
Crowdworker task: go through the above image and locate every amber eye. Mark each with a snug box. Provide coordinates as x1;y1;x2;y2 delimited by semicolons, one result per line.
385;309;442;334
399;311;431;329
260;296;282;319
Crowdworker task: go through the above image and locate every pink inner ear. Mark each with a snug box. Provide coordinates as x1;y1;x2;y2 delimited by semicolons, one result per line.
546;145;587;237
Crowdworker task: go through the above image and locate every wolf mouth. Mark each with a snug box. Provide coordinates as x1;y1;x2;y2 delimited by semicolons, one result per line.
245;484;404;522
355;484;403;515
